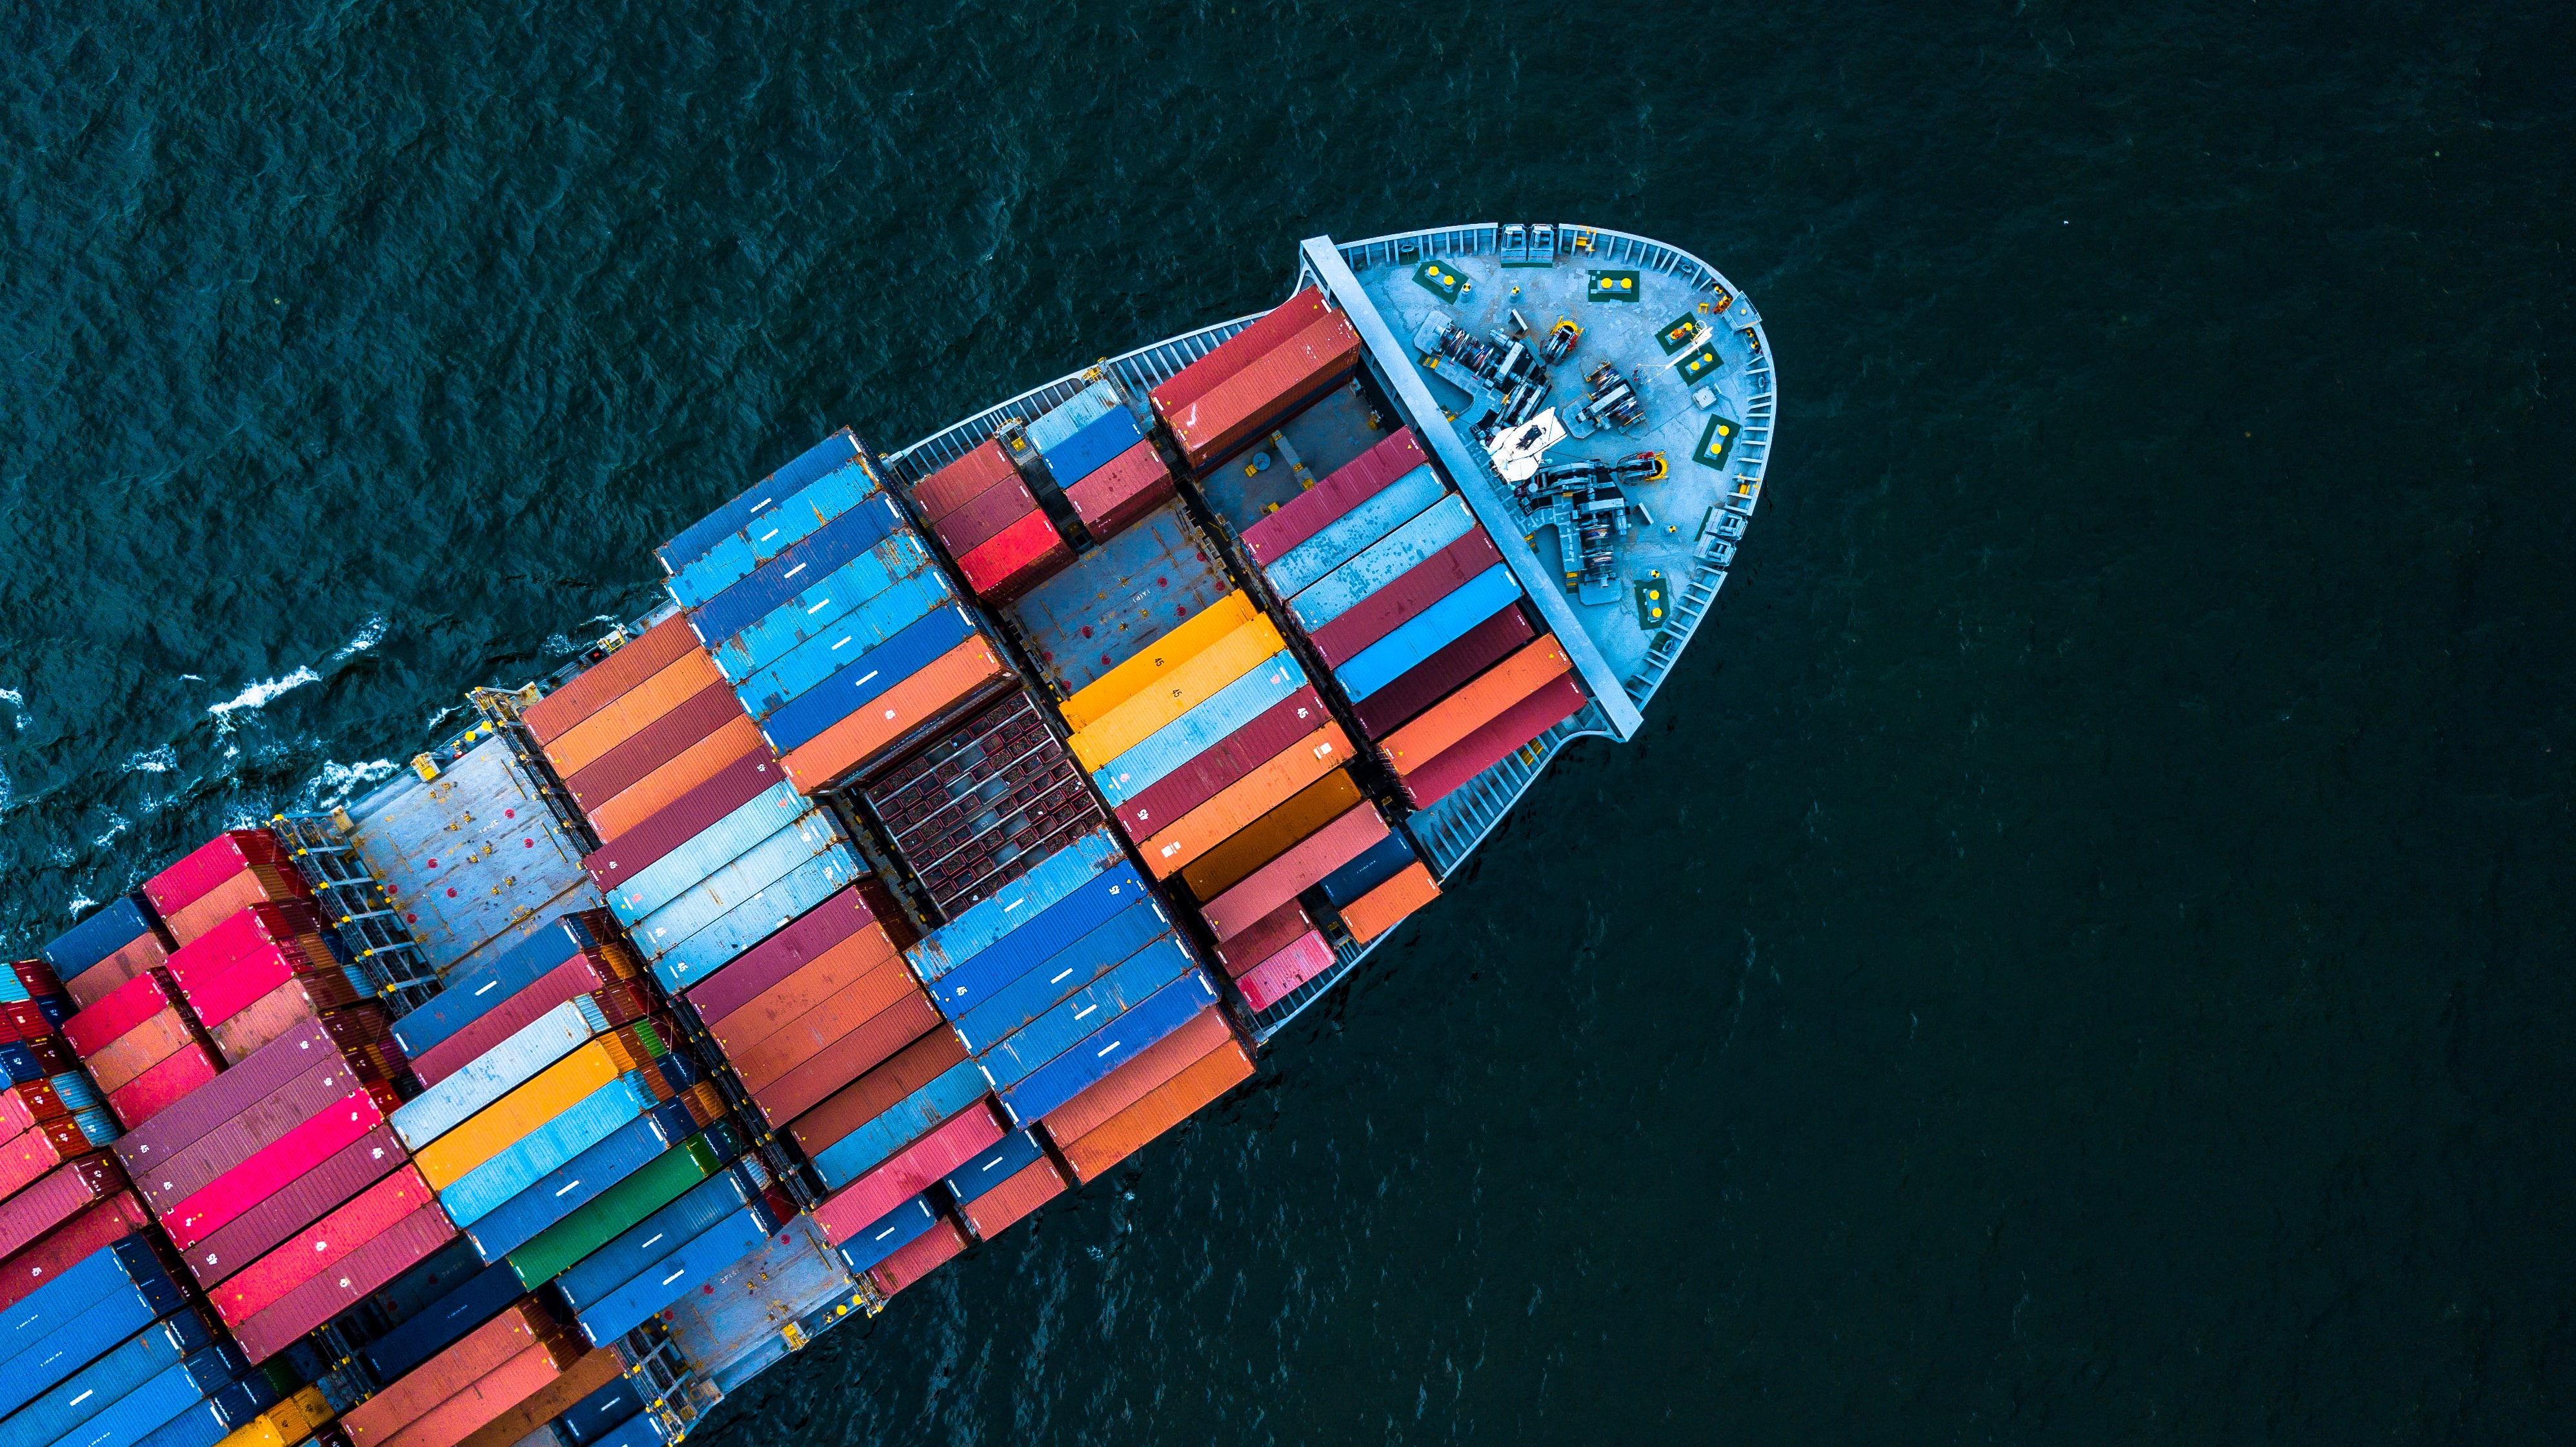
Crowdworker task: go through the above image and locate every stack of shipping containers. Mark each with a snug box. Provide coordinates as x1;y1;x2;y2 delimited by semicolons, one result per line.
909;436;1071;602
1018;380;1175;543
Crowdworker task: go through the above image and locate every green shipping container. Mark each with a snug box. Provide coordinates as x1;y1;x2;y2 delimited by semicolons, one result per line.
508;1131;725;1288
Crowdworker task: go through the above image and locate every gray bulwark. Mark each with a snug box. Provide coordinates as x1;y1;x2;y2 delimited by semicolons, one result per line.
1299;236;1645;740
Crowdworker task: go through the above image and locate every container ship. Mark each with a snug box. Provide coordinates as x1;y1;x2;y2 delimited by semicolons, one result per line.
0;225;1771;1447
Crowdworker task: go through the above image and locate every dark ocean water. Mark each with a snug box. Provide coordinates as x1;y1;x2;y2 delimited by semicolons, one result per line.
5;1;2574;1440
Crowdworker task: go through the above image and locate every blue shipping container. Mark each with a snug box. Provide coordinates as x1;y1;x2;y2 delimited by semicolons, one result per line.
0;1318;223;1447
1317;829;1420;909
1289;494;1476;631
0;1237;164;1375
359;1260;524;1385
607;782;810;925
976;938;1197;1088
1038;408;1145;487
736;573;959;727
710;534;941;684
390;915;598;1061
1334;564;1525;703
906;830;1126;982
659;430;861;574
576;1208;773;1347
940;1131;1045;1206
554;1373;646;1446
633;812;844;960
558;1168;760;1311
1091;652;1309;805
57;1347;254;1447
921;862;1152;1015
440;1074;658;1227
810;1060;992;1191
39;897;155;977
998;969;1222;1126
748;599;972;751
465;1098;693;1264
686;492;909;642
832;1197;942;1276
947;898;1170;1051
647;844;862;993
1266;465;1445;596
0;1263;186;1421
392;998;599;1150
133;1378;281;1447
1023;382;1121;455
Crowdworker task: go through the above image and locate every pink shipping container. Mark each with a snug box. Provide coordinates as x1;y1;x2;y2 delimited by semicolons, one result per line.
1065;441;1175;542
1238;427;1429;565
212;1165;439;1325
0;1079;69;1134
0;1191;151;1312
144;829;290;917
1202;805;1391;939
63;968;187;1057
1213;900;1314;976
116;1016;370;1169
810;1102;1004;1245
136;1057;396;1210
188;940;362;1030
165;1086;392;1250
0;1122;90;1199
1234;931;1337;1011
0;1155;124;1259
166;900;327;991
686;885;898;1026
232;1202;459;1363
108;1041;222;1130
185;1122;405;1288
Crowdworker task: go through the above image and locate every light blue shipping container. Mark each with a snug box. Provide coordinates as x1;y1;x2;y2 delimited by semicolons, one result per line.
659;432;863;580
687;493;908;643
632;811;843;960
391;998;601;1151
558;1168;761;1311
751;605;977;755
0;1238;163;1381
810;1058;991;1190
834;1196;941;1275
1091;652;1309;805
1289;494;1476;631
667;456;879;609
0;1263;186;1421
940;1130;1045;1206
1038;408;1145;487
465;1100;693;1265
0;1317;222;1447
1334;564;1525;702
440;1074;657;1227
576;1208;773;1347
906;831;1126;981
1023;381;1121;454
607;782;810;925
946;896;1169;1047
67;1348;259;1447
934;876;1160;1028
735;574;956;724
134;1389;274;1447
976;938;1196;1089
1265;465;1445;596
646;844;861;993
710;534;941;683
998;971;1222;1126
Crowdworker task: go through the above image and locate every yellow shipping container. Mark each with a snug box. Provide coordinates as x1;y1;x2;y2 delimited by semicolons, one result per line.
414;1035;636;1187
1058;591;1260;733
1069;613;1286;771
217;1386;336;1447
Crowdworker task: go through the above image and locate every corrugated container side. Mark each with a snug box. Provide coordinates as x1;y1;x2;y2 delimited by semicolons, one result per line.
830;1196;941;1275
0;1125;86;1200
574;1209;769;1348
1202;804;1392;939
66;929;174;1013
1382;635;1575;772
748;993;942;1126
629;813;844;958
162;865;312;948
63;969;186;1057
558;684;745;812
393;1002;594;1151
1178;769;1362;904
705;928;901;1063
1396;674;1589;811
210;988;374;1067
996;969;1220;1125
1315;831;1420;909
143;831;288;918
543;650;727;780
1;1321;228;1447
1023;381;1122;456
643;846;867;994
1307;527;1503;669
929;474;1040;558
581;718;766;845
408;958;615;1090
938;1130;1043;1204
665;456;880;613
976;942;1196;1089
960;1158;1067;1240
465;1348;625;1447
947;899;1169;1053
903;831;1124;982
1055;1033;1256;1183
165;1089;390;1250
604;783;809;924
809;1103;1004;1244
388;921;595;1064
803;1060;987;1190
1334;565;1525;704
1211;900;1313;975
1149;290;1329;418
232;1204;458;1362
1067;615;1287;771
1138;727;1353;878
1111;685;1328;842
505;1135;722;1291
411;1038;630;1188
552;1169;755;1312
1065;441;1174;541
1030;1004;1230;1155
776;636;1013;796
0;1193;151;1312
140;1055;381;1208
1287;495;1478;632
521;620;700;745
1034;407;1144;487
1234;931;1337;1011
581;753;781;892
1338;862;1442;944
463;1104;689;1264
87;1013;197;1094
954;511;1072;603
723;955;922;1091
785;1030;967;1159
684;492;907;646
341;1300;554;1442
436;1073;659;1222
747;598;971;749
909;438;1018;523
1055;591;1259;734
1091;651;1311;808
916;862;1152;1017
1167;310;1363;471
710;534;941;687
865;1217;967;1298
1351;603;1536;739
1238;427;1428;565
683;886;889;1025
0;1235;161;1367
381;1335;586;1447
43;897;165;982
657;430;865;593
184;1122;403;1288
210;1166;438;1326
1265;465;1447;599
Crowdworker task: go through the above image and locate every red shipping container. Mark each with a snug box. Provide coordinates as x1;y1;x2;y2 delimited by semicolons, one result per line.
867;1217;969;1299
1213;900;1313;976
1151;288;1332;420
66;931;174;1011
212;1164;438;1324
954;512;1071;602
0;1191;150;1311
961;1158;1068;1240
63;969;186;1058
1234;931;1336;1011
145;829;290;918
1036;1007;1234;1146
116;1016;368;1168
86;1010;201;1093
106;1041;221;1131
1396;676;1588;811
0;1155;123;1259
810;1102;1003;1246
521;616;700;745
748;993;941;1125
407;954;619;1087
346;1300;560;1442
7;961;57;997
581;751;783;892
1202;805;1391;940
166;1086;392;1250
708;931;905;1068
1111;686;1330;844
1065;441;1175;543
0;1122;90;1198
932;474;1041;558
165;865;313;947
384;1337;585;1447
232;1202;458;1363
0;1002;55;1042
137;1053;391;1209
778;636;1013;796
1307;528;1504;667
185;1122;404;1288
1340;863;1441;945
1167;311;1363;472
787;1029;968;1159
561;680;747;813
1382;635;1574;774
1352;604;1537;740
191;943;361;1033
911;437;1020;523
166;901;328;993
0;1079;69;1134
685;886;894;1026
1238;427;1428;565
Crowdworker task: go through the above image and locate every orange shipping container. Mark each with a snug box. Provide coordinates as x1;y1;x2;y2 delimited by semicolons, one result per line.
165;867;310;946
1202;803;1390;940
86;1010;201;1094
1038;1007;1234;1145
413;1036;641;1188
343;1300;559;1443
1056;591;1261;733
1340;862;1441;944
382;1337;587;1447
1139;726;1353;879
750;992;943;1127
450;1350;624;1447
727;960;927;1091
1058;1035;1255;1182
543;647;725;778
1379;636;1574;773
707;927;902;1061
787;1028;967;1159
521;617;699;744
1178;769;1362;903
779;636;1011;796
583;720;769;844
1067;614;1286;771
